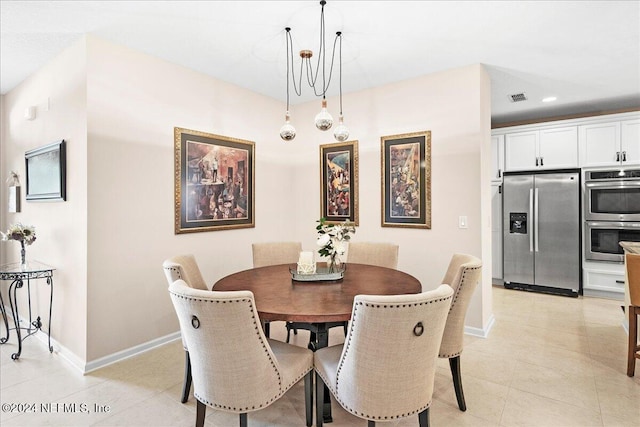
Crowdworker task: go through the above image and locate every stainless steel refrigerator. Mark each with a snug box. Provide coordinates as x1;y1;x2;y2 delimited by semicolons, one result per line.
502;170;581;296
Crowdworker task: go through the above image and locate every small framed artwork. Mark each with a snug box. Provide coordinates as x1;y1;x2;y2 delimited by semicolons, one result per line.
381;131;431;229
320;140;359;225
25;140;66;201
174;127;255;234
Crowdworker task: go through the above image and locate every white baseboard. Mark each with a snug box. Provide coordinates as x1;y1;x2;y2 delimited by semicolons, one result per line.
464;314;495;338
2;306;181;375
83;332;181;374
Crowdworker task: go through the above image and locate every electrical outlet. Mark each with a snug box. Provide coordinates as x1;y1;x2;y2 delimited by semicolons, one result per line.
459;216;468;229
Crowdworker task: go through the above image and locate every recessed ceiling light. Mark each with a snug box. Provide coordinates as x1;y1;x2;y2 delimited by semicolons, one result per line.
542;96;557;103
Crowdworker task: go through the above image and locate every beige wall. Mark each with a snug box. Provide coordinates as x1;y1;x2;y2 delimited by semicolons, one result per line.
0;35;493;369
0;39;89;363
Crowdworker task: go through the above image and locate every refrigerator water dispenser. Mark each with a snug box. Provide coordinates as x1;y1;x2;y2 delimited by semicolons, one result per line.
509;212;527;234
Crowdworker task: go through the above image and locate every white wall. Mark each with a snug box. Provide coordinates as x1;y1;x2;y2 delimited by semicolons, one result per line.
1;35;492;368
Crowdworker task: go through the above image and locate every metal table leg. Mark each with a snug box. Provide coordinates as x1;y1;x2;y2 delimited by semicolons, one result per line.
9;278;23;360
0;286;9;344
313;323;333;424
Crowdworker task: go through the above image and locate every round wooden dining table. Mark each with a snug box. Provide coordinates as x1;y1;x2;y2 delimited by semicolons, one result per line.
213;262;422;423
213;262;422;324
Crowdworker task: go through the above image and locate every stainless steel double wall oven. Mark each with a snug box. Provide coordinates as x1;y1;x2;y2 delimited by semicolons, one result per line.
584;168;640;262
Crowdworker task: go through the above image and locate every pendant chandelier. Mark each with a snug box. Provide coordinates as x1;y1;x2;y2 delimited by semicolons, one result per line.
279;0;349;142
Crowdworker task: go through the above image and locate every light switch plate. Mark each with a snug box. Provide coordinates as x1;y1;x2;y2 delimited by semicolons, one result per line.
459;216;468;229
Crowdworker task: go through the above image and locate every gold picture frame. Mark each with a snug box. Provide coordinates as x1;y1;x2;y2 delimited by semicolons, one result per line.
320;140;359;225
381;131;431;229
174;127;255;233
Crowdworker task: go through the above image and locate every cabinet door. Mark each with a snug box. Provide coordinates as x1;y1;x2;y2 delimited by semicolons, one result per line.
505;131;538;171
539;126;578;169
491;184;503;279
579;122;621;167
621;119;640;165
491;135;505;181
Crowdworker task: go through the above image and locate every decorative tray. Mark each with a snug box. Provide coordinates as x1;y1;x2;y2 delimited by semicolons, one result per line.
290;266;345;282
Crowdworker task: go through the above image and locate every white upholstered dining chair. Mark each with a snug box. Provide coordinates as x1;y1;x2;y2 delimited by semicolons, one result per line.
168;280;314;427
252;241;302;338
438;253;482;411
346;242;399;269
313;285;454;427
306;241;400;343
252;241;302;268
162;254;209;403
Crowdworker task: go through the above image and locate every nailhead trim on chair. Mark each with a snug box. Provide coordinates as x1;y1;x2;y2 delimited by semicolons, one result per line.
439;264;481;359
164;266;183;279
324;294;452;420
169;291;310;413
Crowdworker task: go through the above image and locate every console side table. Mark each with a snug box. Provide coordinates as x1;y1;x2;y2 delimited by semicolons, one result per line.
0;261;54;360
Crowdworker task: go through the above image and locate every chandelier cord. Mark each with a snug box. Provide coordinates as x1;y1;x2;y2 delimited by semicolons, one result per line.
338;33;343;115
286;29;303;98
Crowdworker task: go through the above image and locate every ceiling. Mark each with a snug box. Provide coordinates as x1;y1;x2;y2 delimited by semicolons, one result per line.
1;0;639;125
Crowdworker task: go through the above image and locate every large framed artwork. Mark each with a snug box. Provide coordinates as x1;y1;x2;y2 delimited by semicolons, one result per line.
174;127;255;234
381;131;431;229
320;140;359;225
25;140;66;201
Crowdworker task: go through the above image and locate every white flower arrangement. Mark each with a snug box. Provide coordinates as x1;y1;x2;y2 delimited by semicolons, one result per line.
316;217;355;269
1;223;37;245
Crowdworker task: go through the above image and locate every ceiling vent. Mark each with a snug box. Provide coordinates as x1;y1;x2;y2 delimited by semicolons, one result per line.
508;92;528;103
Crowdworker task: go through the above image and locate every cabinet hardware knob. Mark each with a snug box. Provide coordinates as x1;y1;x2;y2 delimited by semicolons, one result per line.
616;151;620;162
622;151;627;162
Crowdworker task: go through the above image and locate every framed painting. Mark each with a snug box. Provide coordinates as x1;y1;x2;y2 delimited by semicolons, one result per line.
320;140;359;225
25;140;66;201
381;131;431;229
174;127;255;233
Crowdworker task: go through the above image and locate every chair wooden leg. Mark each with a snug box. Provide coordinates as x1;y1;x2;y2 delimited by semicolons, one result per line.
418;407;430;427
304;370;313;427
195;400;206;427
263;321;270;338
239;413;247;427
628;306;638;377
449;355;467;411
315;372;325;427
367;420;375;427
181;351;192;403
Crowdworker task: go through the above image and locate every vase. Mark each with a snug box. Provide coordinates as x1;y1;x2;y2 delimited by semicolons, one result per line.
328;253;341;272
20;240;26;267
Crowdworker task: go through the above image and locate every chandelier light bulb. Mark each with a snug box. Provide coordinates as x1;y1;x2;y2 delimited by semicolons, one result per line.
333;115;349;142
280;112;296;141
314;99;333;131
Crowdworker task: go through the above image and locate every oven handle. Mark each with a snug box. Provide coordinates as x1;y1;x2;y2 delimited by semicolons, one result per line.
535;188;539;252
586;221;640;229
529;188;534;252
585;181;640;189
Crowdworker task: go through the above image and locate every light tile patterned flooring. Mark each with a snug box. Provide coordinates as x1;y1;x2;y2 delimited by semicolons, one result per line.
1;286;639;426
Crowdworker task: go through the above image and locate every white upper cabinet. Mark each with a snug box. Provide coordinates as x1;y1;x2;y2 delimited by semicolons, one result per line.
579;119;640;167
505;126;578;171
621;119;640;165
491;134;504;181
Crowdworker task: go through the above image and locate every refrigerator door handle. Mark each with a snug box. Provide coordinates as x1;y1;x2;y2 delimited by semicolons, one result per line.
529;188;534;252
534;187;539;252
